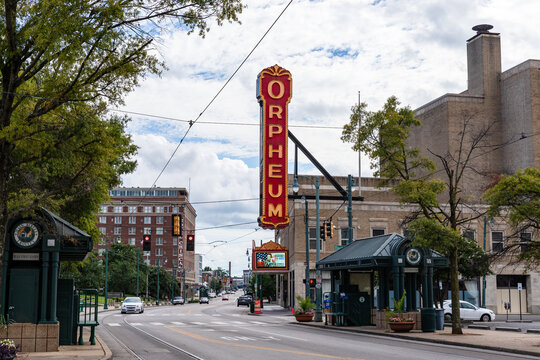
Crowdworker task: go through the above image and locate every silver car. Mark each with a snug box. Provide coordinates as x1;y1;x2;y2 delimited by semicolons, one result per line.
121;297;144;314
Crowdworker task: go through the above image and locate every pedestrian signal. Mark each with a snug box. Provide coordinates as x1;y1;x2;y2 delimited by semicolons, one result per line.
186;234;195;251
142;235;151;251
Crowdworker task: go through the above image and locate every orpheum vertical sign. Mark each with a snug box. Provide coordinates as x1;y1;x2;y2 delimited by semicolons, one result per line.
257;65;291;229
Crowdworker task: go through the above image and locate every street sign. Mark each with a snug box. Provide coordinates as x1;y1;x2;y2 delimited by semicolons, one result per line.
517;282;522;291
315;283;321;289
316;275;322;283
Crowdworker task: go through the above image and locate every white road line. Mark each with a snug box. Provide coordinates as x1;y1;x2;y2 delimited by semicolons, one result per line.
249;321;267;324
150;322;164;326
190;322;205;325
230;321;247;324
170;322;185;326
211;321;227;325
130;323;143;326
108;323;121;327
213;314;222;317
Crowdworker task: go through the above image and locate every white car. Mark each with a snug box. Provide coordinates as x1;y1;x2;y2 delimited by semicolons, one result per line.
121;297;144;314
443;300;495;321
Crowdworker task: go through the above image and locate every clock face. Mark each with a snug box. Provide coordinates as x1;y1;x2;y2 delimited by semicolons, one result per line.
406;248;421;266
13;222;40;248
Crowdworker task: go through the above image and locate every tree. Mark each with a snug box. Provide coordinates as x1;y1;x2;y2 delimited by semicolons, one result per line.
342;96;493;334
107;242;148;296
484;167;540;266
60;252;104;290
0;1;244;286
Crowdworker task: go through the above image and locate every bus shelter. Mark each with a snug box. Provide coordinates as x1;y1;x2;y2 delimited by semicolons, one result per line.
316;233;447;328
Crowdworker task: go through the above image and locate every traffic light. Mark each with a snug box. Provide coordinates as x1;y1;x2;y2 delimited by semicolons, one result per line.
320;224;326;240
142;235;151;251
326;220;334;239
308;279;316;287
186;234;195;251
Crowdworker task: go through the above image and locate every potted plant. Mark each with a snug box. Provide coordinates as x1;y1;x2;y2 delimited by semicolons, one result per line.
0;339;19;359
386;291;415;332
294;296;314;322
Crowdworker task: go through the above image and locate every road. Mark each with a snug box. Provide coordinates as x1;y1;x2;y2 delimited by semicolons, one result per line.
98;295;537;360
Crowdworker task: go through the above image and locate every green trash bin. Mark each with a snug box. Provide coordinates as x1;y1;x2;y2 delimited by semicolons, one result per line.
249;301;255;313
421;308;436;332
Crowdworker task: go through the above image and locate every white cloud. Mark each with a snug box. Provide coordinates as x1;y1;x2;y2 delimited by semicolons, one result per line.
119;0;540;276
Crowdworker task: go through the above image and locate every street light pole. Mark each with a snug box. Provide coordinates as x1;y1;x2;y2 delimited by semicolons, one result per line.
347;174;354;245
303;194;310;299
136;248;139;297
104;235;109;310
156;259;160;305
172;269;176;300
314;177;323;322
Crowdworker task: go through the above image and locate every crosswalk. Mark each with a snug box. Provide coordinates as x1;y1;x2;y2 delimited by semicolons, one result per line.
106;318;288;328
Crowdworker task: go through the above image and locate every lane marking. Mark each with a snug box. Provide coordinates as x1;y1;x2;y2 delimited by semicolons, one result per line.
212;322;227;325
165;326;364;359
108;323;121;327
150;322;164;326
171;322;185;326
130;323;143;326
190;322;205;325
230;321;247;325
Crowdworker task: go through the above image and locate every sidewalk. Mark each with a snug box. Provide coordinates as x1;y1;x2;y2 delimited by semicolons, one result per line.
295;320;540;357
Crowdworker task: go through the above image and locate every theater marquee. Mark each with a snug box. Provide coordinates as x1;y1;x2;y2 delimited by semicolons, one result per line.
257;65;291;229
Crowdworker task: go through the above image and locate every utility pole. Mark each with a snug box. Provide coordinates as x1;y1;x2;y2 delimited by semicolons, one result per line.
104;235;109;310
156;260;160;305
304;194;310;299
136;248;139;297
347;175;354;245
314;177;322;322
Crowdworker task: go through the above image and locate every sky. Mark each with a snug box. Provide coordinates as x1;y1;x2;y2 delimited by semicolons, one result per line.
117;0;540;277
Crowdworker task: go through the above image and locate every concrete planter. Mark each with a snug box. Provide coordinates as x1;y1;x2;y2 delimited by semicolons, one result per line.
388;321;415;332
294;312;314;322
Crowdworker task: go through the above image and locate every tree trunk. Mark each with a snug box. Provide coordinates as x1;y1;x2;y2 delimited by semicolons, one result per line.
449;246;463;334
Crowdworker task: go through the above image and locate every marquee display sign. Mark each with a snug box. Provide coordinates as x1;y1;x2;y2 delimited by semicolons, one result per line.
252;240;289;272
257;65;291;229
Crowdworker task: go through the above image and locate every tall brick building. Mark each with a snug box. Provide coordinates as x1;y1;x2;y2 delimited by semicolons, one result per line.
278;26;540;314
96;187;197;290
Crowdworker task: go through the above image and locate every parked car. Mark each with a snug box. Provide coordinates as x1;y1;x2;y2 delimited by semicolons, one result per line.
443;300;495;321
208;292;217;298
222;295;229;301
200;296;209;304
172;296;185;305
237;294;252;307
121;297;144;314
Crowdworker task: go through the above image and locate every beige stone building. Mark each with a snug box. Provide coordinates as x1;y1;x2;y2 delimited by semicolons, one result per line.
276;25;540;315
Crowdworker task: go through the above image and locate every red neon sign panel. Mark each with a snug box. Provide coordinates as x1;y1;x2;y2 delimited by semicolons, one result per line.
257;65;291;229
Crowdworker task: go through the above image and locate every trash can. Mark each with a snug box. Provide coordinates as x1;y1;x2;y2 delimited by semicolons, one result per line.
420;307;436;332
435;309;444;330
249;301;255;313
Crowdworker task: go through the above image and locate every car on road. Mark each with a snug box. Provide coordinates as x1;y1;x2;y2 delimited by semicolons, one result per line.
443;300;495;321
121;297;144;314
222;294;229;301
200;296;209;304
208;292;217;298
172;296;185;305
237;294;252;307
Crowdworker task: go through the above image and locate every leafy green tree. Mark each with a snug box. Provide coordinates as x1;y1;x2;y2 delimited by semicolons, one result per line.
107;242;147;295
0;0;244;288
484;167;540;265
342;97;492;334
60;252;105;290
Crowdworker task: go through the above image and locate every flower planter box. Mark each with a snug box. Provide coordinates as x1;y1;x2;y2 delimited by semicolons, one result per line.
294;312;314;322
388;321;415;332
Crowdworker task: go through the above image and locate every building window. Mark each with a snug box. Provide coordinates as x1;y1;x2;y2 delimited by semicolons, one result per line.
99;227;106;235
372;228;385;236
114;206;123;213
115;236;122;243
173;260;178;268
128;206;137;213
128;238;136;246
128;227;136;235
156;248;163;256
98;248;105;256
156;227;164;235
100;206;108;213
173;237;178;246
144;206;152;213
491;231;504;252
144;228;151;235
463;230;475;240
129;216;136;224
114;216;122;224
99;216;107;224
173;248;177;256
156;237;163;245
308;228;318;250
156;216;164;224
520;232;532;253
340;228;353;246
114;227;122;235
144;217;152;224
155;206;164;213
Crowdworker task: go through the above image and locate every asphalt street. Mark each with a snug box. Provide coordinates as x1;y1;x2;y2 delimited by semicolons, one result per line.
97;295;538;360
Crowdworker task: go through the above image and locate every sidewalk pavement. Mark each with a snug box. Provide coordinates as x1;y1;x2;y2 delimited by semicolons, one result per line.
17;304;540;359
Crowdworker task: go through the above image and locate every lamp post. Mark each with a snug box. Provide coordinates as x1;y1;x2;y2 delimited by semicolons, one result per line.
293;175;321;321
347;174;357;245
172;269;176;300
136;248;140;297
156;259;160;305
104;235;109;310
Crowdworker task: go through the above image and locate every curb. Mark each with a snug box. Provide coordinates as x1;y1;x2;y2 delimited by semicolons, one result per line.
494;326;522;332
527;329;540;334
292;322;540;358
96;333;112;360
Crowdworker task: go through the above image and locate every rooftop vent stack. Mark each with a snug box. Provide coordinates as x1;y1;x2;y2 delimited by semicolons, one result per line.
466;24;501;97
